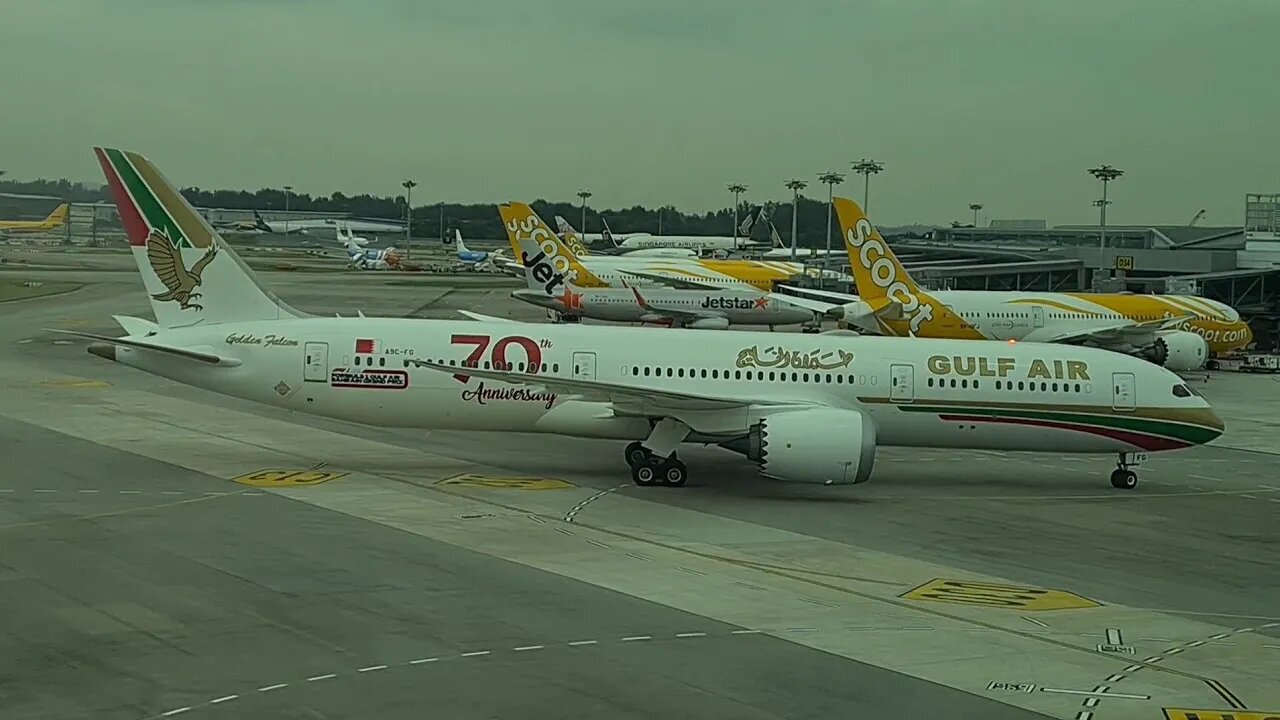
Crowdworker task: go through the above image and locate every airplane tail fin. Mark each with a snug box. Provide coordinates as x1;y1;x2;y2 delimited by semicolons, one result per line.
833;196;946;336
44;203;70;227
94;147;305;329
553;215;591;256
601;218;619;247
498;202;608;292
454;230;471;254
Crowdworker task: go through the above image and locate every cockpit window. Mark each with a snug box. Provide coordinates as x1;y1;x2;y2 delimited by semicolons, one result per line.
1172;384;1194;398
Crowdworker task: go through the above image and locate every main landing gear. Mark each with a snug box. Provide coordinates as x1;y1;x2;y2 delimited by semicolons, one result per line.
624;417;691;487
1110;451;1147;489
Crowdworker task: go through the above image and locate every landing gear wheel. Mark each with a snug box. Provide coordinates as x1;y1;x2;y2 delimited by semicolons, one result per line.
631;461;659;486
624;441;651;468
1110;468;1138;490
659;458;688;487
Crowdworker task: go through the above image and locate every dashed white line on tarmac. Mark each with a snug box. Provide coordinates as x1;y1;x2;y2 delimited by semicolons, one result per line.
209;695;237;704
567;640;597;646
256;684;287;693
459;651;490;657
306;674;336;682
357;665;387;673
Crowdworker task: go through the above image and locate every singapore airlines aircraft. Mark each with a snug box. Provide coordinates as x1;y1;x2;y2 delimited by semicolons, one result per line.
65;148;1226;491
0;203;69;234
497;203;853;293
509;225;817;329
804;198;1254;371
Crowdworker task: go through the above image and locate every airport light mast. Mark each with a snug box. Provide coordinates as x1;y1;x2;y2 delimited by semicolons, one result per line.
1088;164;1123;251
727;183;747;249
818;171;845;287
969;203;983;228
785;179;808;261
283;185;292;236
576;189;592;238
851;158;884;211
402;179;416;260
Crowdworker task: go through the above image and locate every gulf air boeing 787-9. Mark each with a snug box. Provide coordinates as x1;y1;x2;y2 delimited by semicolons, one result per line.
59;148;1225;491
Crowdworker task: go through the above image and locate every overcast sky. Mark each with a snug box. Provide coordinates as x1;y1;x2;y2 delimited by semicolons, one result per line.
1;0;1275;226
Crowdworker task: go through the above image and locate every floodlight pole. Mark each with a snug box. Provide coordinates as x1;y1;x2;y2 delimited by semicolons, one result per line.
784;179;808;262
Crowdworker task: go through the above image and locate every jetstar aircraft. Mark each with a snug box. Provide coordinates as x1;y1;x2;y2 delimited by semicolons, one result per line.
509;223;816;329
0;203;69;234
63;148;1226;490
794;198;1253;370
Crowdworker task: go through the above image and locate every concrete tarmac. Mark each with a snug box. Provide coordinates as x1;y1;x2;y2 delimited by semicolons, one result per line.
2;263;1278;720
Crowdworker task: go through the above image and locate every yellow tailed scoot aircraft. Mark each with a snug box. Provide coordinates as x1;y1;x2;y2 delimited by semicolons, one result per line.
0;203;70;233
494;202;852;294
802;197;1252;371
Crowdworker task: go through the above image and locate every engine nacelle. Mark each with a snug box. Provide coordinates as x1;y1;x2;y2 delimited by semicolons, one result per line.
688;316;731;330
733;408;877;485
1150;329;1208;371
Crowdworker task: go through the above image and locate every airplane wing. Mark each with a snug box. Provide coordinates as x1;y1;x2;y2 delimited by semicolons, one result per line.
455;310;521;323
407;359;811;415
1033;313;1195;345
765;292;836;315
618;269;735;291
44;329;243;366
776;284;858;303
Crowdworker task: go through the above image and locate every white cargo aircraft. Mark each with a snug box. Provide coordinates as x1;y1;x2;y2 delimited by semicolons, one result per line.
65;147;1225;491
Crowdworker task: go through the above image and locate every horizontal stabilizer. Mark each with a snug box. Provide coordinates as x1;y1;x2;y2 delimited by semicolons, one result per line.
112;315;159;337
44;328;242;366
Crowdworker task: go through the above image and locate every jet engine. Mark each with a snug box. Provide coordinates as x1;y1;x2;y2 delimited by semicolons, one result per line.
1148;329;1208;371
722;408;877;485
687;316;731;330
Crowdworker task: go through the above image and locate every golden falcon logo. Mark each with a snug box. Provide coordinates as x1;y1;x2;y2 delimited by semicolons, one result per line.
146;228;217;311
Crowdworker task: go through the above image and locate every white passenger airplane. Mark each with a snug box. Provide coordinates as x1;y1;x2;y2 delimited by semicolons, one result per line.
510;225;816;329
253;210;405;236
65;148;1225;491
795;198;1254;369
555;216;697;258
338;224;399;271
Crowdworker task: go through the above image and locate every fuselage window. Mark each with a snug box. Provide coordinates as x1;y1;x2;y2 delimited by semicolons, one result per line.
995;380;1002;389
803;373;811;383
792;372;799;382
746;370;754;380
1040;382;1048;391
665;367;673;377
768;371;776;381
836;375;844;383
973;380;980;389
928;377;934;387
712;369;719;379
1017;381;1025;390
735;370;742;380
678;368;685;378
643;366;651;377
1052;382;1058;392
632;366;638;376
700;369;708;378
1074;383;1082;392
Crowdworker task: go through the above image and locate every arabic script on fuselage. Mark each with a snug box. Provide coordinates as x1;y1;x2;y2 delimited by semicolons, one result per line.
735;345;854;371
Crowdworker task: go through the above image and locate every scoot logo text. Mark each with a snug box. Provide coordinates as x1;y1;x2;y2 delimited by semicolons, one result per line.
508;215;576;294
846;218;933;333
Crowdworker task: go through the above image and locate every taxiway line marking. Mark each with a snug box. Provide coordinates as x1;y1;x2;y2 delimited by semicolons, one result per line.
256;684;286;693
1022;616;1049;628
1040;687;1150;700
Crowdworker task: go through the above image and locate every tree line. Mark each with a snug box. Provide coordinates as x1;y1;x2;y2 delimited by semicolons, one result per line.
0;176;929;244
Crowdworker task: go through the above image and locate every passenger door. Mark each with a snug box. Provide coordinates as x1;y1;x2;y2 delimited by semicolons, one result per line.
1032;306;1045;328
1111;371;1136;411
572;351;597;381
889;363;914;403
303;342;328;382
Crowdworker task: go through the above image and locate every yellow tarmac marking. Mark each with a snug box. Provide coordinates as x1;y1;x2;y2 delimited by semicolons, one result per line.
436;474;573;490
231;469;348;488
900;579;1101;611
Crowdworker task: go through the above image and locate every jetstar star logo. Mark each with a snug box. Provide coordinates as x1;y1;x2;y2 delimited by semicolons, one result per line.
561;287;582;311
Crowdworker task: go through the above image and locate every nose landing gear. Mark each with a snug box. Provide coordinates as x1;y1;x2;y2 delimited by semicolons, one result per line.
1110;451;1146;489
